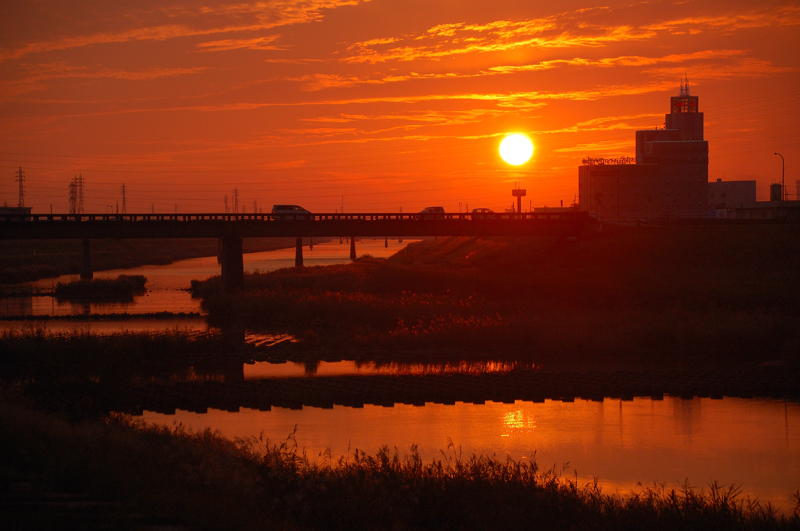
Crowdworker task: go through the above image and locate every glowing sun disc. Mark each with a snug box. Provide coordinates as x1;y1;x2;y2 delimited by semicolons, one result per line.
499;134;534;165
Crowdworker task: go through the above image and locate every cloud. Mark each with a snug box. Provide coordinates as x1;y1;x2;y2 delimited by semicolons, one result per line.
644;58;798;79
288;71;463;90
0;63;206;97
488;49;747;74
553;140;634;153
341;4;800;65
643;5;800;33
289;48;787;94
541;114;663;136
0;0;369;62
196;35;284;52
343;10;655;64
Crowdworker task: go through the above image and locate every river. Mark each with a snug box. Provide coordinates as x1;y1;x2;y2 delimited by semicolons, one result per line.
3;238;799;512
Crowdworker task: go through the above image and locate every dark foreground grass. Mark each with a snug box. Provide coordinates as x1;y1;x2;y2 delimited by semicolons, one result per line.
1;396;797;531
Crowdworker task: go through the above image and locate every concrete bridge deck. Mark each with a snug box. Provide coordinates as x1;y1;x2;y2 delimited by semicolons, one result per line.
0;211;589;239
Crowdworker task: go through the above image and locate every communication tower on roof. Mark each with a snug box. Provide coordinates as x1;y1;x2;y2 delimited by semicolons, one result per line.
671;75;698;114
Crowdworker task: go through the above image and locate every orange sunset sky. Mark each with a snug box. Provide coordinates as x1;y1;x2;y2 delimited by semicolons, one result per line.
1;0;798;213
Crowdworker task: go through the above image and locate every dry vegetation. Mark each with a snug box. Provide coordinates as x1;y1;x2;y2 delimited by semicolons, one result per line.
1;396;797;531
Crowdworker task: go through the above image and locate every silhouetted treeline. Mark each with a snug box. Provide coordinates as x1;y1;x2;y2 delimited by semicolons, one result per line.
55;274;147;302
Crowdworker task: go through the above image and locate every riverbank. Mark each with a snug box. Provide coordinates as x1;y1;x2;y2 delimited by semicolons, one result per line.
0;237;307;285
191;223;800;368
1;394;796;531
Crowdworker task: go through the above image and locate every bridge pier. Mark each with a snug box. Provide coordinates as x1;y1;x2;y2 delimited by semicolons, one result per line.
295;237;303;267
219;236;244;293
385;236;388;248
350;237;356;260
80;239;93;280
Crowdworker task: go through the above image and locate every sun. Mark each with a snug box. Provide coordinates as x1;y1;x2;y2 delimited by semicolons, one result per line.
499;134;534;165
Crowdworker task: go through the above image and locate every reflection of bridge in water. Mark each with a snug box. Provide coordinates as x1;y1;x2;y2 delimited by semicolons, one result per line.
126;364;799;415
0;211;590;291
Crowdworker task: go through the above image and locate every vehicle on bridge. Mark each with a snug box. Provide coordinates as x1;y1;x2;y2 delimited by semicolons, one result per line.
470;208;494;220
416;206;445;220
271;205;312;220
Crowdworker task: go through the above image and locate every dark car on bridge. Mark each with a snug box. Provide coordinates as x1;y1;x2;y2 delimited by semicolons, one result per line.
270;205;312;220
470;208;494;220
415;206;445;220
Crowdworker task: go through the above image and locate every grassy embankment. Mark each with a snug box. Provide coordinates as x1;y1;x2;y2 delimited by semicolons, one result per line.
191;223;800;368
0;237;304;285
1;395;797;531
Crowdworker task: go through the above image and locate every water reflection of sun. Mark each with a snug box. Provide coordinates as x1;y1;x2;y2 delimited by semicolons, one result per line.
501;409;537;437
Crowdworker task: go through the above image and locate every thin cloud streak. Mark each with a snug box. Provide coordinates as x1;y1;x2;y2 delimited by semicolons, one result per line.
196;35;285;52
0;0;368;62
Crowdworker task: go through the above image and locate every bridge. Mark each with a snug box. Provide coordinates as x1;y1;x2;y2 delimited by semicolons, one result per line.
1;211;590;291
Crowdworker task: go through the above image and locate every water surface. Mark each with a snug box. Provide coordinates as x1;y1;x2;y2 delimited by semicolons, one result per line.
1;238;414;330
144;396;800;512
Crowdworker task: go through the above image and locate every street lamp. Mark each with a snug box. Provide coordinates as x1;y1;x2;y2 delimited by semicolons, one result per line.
774;153;785;201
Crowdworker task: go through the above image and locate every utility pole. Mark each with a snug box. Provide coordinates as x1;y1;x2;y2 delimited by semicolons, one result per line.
233;188;239;213
15;166;25;208
76;174;85;214
120;183;127;213
68;177;78;214
775;153;785;201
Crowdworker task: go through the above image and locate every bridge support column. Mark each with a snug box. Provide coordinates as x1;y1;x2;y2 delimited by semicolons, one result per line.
309;237;313;250
350;237;356;260
219;236;244;293
295;237;303;267
80;239;93;280
384;236;388;248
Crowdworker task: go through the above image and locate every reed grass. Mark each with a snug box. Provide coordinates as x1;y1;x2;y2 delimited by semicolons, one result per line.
191;224;800;367
0;328;242;421
1;396;796;530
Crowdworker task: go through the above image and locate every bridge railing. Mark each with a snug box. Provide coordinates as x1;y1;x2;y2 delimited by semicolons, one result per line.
0;211;586;223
